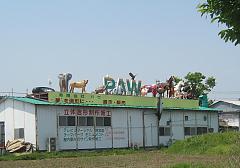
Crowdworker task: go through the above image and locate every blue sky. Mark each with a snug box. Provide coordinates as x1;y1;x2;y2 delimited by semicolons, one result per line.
0;0;239;100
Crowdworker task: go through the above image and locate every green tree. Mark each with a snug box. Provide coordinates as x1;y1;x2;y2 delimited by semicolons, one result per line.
184;72;216;99
198;0;240;45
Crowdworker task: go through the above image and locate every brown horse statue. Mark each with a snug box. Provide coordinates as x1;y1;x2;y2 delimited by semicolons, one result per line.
156;76;175;98
166;76;175;98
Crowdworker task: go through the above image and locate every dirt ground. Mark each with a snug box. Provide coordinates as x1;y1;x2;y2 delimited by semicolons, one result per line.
0;150;224;168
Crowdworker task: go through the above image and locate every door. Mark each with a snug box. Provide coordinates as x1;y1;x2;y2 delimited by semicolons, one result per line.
144;113;158;147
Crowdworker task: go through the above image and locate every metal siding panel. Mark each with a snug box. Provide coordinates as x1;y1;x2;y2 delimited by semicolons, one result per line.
171;111;184;140
13;101;25;129
144;110;158;147
95;126;112;149
24;103;36;146
159;111;171;126
182;111;196;127
58;126;77;150
128;109;143;147
0;101;5;122
210;112;219;132
111;108;128;148
196;111;208;127
37;105;57;150
4;100;14;142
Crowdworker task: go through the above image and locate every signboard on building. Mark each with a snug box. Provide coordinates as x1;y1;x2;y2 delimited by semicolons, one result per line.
48;92;199;109
48;92;157;107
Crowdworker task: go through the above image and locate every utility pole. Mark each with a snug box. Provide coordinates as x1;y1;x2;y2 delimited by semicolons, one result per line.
157;94;163;148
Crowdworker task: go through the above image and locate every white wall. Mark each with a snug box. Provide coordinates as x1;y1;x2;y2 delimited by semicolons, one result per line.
159;109;219;146
143;110;158;147
0;99;219;150
36;105;57;150
53;106;158;150
211;102;239;128
0;99;36;146
111;108;129;148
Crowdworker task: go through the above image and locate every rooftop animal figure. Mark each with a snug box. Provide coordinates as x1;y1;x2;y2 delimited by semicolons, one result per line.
181;83;192;99
58;73;72;92
174;81;185;98
111;85;126;95
166;76;175;98
70;80;88;93
94;81;111;94
141;84;159;97
129;72;137;80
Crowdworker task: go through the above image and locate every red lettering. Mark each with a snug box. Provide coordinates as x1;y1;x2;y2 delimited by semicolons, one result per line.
100;110;106;117
83;109;88;116
95;109;100;116
89;109;95;116
70;109;75;115
64;109;69;115
77;109;82;116
106;110;111;116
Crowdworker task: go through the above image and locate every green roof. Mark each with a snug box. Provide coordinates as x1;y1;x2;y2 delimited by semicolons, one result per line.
8;97;220;112
164;106;221;111
13;97;53;105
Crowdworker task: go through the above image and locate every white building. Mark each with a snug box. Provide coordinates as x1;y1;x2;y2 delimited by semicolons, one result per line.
211;100;240;131
0;94;219;151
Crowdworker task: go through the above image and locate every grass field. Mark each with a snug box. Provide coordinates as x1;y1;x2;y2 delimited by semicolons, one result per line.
0;132;240;168
0;150;225;168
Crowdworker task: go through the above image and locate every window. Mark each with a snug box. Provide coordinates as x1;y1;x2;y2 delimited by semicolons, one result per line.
185;127;208;136
190;127;196;135
166;120;171;126
208;128;214;133
60;116;110;127
96;117;104;126
96;117;111;126
14;128;24;139
87;117;94;126
185;116;189;121
67;116;75;126
197;127;208;135
184;127;190;136
159;127;170;136
104;117;111;126
184;127;196;136
77;117;94;126
59;116;76;126
78;117;86;126
59;116;67;126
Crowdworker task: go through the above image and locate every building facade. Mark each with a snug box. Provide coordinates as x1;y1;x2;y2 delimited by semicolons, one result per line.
0;93;219;150
211;100;240;131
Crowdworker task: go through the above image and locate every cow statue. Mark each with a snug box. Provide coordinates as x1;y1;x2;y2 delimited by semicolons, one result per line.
70;80;88;93
174;81;185;98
